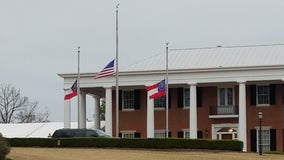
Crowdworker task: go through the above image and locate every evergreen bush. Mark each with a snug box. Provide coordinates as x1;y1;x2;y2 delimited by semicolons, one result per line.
7;137;243;151
0;133;10;160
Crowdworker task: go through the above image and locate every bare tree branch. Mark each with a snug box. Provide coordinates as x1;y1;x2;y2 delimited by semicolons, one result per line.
0;83;49;123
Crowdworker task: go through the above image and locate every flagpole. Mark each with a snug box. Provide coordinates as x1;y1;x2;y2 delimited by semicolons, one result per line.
165;43;169;138
115;3;120;138
77;46;81;129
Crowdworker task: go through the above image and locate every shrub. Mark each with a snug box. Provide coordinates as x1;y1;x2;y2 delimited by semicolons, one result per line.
7;137;243;151
7;138;58;147
0;133;10;160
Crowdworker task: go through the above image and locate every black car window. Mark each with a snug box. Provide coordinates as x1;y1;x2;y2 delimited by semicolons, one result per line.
55;130;74;137
74;130;85;137
86;130;98;137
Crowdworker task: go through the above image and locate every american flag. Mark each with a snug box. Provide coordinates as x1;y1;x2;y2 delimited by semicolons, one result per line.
95;59;115;79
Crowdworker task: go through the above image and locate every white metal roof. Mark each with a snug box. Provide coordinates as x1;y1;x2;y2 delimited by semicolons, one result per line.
121;44;284;72
0;121;105;138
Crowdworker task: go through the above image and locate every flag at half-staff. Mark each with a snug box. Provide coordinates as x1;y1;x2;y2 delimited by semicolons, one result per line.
95;59;115;79
64;80;78;100
146;79;166;99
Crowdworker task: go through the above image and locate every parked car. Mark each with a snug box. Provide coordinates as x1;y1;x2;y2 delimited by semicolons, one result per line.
52;128;110;138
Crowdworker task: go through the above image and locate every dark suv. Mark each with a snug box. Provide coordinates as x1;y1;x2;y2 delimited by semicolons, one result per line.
52;129;110;138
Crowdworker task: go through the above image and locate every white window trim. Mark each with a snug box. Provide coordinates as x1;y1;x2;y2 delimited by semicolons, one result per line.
254;126;271;152
154;108;165;111
182;129;190;139
121;130;136;138
256;85;270;106
183;87;190;109
122;90;135;111
254;126;272;130
154;97;166;110
154;129;166;138
217;86;235;106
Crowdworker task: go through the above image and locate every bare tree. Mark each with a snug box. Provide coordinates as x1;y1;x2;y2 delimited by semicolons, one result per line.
35;109;50;122
15;106;50;123
0;83;49;123
15;101;37;123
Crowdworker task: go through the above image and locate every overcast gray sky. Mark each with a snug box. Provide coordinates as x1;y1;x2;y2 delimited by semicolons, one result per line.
1;0;284;122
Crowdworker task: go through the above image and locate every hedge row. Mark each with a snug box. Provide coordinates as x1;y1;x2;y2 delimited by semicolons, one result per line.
6;138;243;151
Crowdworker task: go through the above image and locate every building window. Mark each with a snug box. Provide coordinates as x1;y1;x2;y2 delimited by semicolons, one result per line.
257;129;270;152
184;88;190;108
154;97;165;109
257;85;270;105
178;129;190;138
219;88;225;105
123;90;135;110
154;130;166;138
217;87;234;114
121;131;135;138
184;130;190;139
218;87;233;106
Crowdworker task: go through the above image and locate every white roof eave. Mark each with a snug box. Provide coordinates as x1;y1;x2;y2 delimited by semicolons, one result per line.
58;64;284;78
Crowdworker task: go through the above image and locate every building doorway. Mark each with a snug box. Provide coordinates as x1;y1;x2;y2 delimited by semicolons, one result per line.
216;127;237;140
212;123;238;140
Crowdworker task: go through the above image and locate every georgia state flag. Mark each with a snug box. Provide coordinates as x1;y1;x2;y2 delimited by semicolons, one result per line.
146;79;166;99
64;80;78;100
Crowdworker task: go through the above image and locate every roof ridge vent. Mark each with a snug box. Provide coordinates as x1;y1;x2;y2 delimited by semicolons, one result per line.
170;43;284;51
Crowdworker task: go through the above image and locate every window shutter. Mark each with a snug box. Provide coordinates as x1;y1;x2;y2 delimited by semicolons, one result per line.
119;90;122;110
134;132;141;138
282;85;284;105
197;131;203;139
283;129;284;152
250;85;256;106
250;129;257;152
134;90;140;110
270;84;276;105
177;131;184;138
270;129;276;151
177;88;184;108
197;87;202;107
168;88;171;109
164;96;166;108
168;132;172;138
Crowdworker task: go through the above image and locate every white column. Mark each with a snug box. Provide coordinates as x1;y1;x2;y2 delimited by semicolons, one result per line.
189;83;197;139
147;89;155;138
238;81;247;152
64;89;71;128
93;95;100;129
79;92;86;128
105;87;113;136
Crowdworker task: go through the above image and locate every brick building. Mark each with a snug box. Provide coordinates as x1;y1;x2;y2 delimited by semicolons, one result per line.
59;44;284;152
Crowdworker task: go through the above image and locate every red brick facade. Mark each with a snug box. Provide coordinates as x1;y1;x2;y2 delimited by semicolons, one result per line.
112;84;284;152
